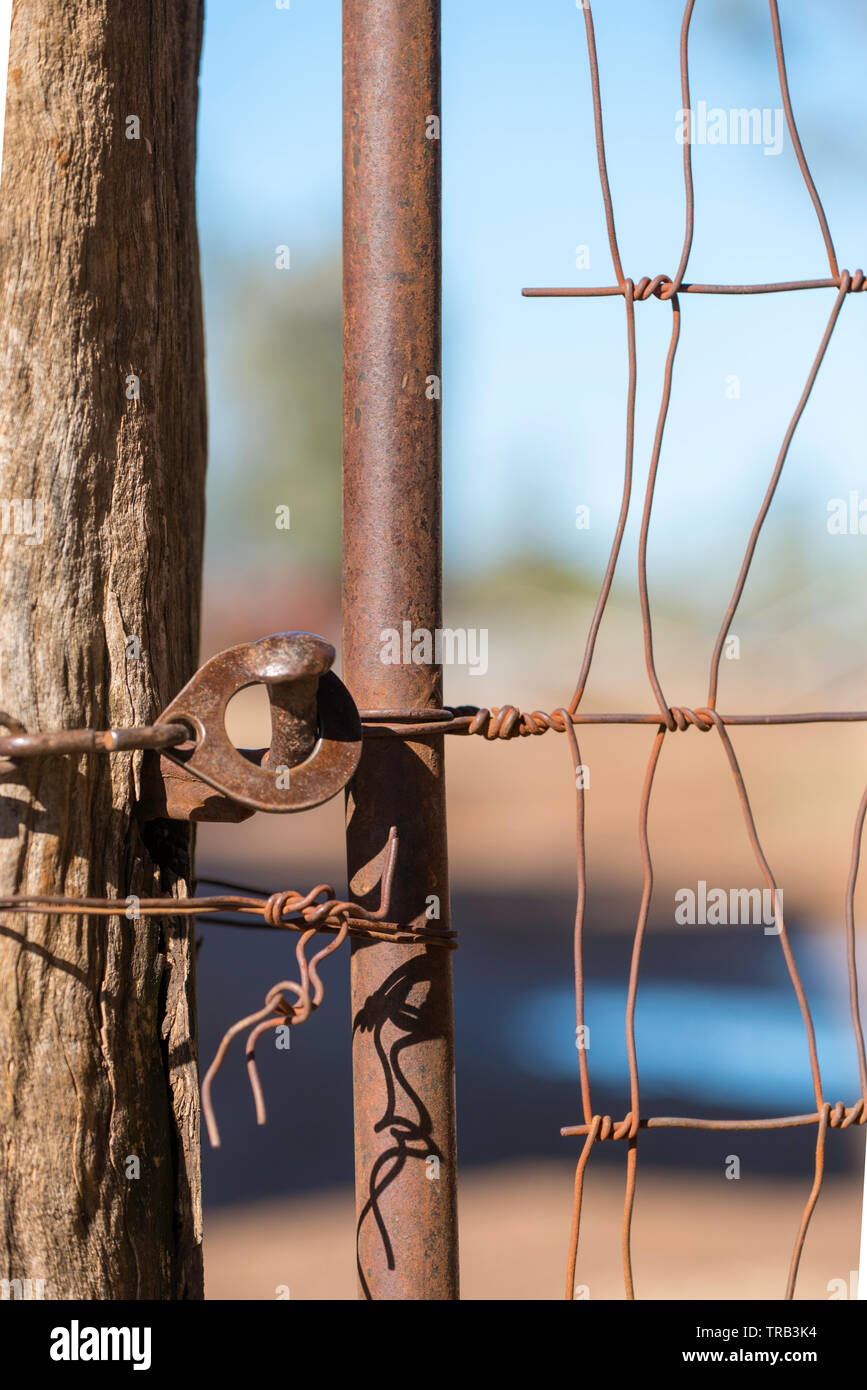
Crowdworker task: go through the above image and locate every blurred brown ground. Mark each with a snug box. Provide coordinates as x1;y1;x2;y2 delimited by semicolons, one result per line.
203;1163;861;1301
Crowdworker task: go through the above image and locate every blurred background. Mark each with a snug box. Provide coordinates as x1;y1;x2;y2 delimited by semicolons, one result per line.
193;0;867;1298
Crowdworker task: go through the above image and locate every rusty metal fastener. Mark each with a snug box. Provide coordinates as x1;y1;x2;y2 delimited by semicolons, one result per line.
140;632;362;818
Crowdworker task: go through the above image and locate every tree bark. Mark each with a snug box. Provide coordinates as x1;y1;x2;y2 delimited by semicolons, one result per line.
0;1;206;1298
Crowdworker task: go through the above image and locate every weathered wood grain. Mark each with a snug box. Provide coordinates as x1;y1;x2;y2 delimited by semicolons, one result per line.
0;0;206;1298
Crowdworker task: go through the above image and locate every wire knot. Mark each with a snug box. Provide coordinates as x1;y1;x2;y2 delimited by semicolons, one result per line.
826;1098;865;1128
263;889;305;927
666;706;717;732
597;1114;615;1141
590;1112;635;1142
632;275;675;301
466;706;569;739
841;269;865;293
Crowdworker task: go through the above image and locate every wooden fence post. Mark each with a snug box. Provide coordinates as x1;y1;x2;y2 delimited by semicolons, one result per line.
0;0;206;1299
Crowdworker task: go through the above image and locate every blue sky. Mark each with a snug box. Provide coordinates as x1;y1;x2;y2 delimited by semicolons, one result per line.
196;1;866;601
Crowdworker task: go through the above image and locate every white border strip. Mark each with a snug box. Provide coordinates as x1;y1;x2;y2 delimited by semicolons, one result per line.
0;0;13;184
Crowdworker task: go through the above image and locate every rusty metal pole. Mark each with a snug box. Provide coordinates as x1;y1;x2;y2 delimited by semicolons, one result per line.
343;0;459;1300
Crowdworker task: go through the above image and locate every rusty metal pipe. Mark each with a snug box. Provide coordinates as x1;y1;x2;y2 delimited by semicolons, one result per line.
343;0;458;1300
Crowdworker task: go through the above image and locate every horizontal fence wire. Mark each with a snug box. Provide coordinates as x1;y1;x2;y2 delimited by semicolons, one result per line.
6;706;867;750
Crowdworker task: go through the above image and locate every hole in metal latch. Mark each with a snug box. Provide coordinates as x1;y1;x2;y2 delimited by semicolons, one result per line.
224;684;272;752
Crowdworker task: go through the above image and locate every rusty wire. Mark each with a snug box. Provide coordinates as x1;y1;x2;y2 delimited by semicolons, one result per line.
7;704;867;750
362;706;867;737
0;828;455;1149
0;711;189;769
524;0;867;1303
198;826;450;1147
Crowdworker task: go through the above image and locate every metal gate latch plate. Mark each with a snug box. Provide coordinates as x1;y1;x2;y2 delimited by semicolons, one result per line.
141;632;362;818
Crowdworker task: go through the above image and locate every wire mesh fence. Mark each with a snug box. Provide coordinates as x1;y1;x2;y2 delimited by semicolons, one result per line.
519;0;867;1301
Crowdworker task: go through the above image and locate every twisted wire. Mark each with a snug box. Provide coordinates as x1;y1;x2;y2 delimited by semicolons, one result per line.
195;827;459;1147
